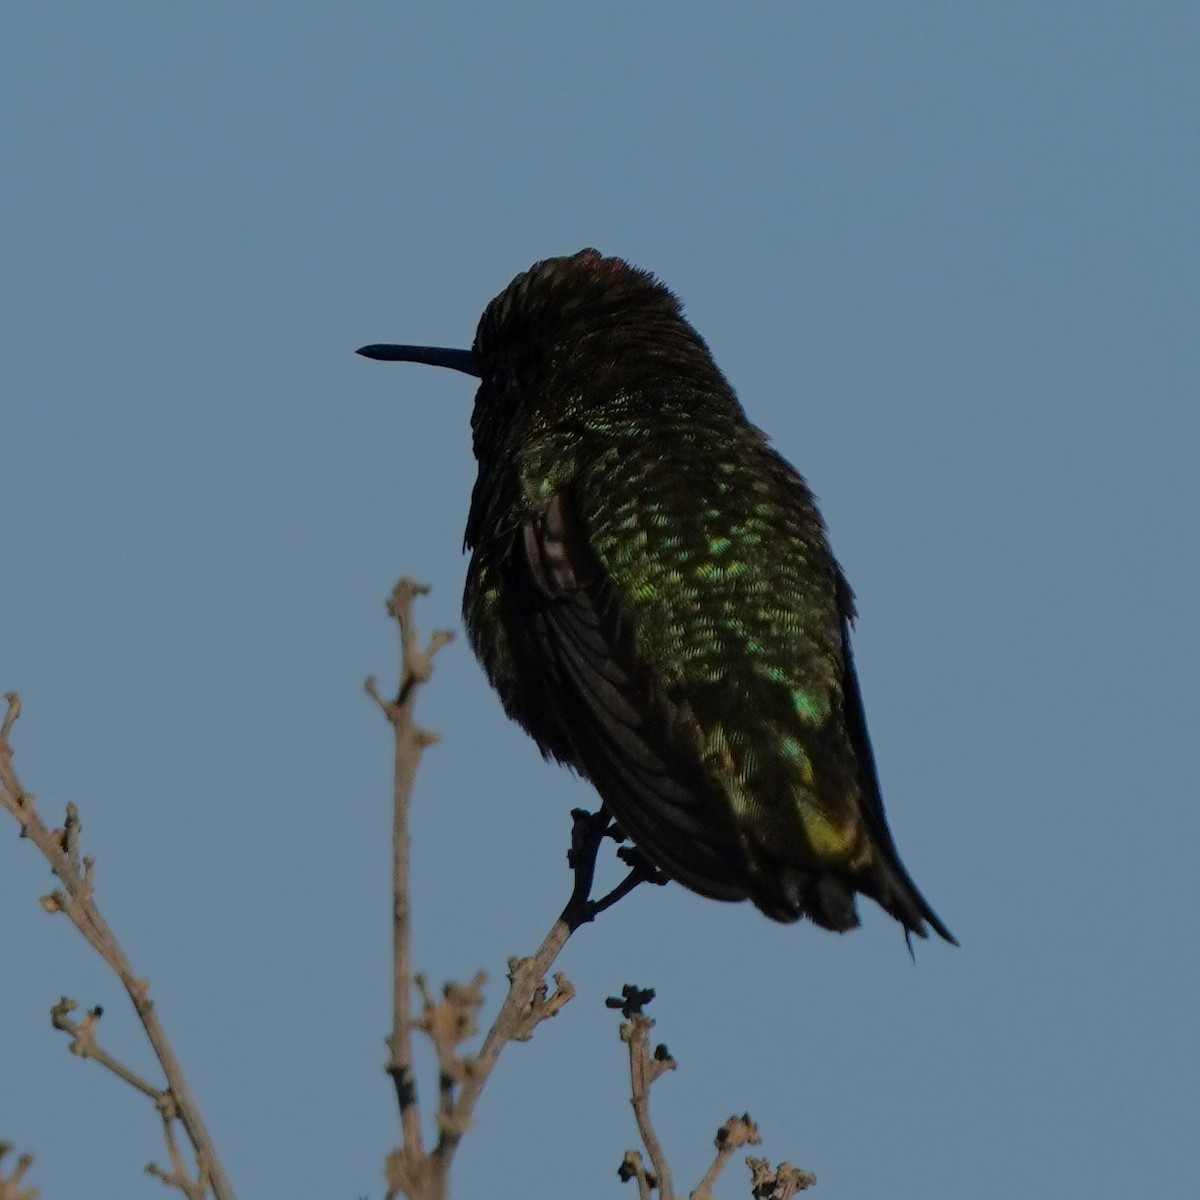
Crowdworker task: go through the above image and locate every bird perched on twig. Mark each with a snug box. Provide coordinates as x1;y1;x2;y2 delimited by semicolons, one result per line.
359;248;955;945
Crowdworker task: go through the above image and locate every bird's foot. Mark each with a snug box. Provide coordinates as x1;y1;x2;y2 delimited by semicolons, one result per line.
615;844;667;888
566;806;615;872
562;807;658;930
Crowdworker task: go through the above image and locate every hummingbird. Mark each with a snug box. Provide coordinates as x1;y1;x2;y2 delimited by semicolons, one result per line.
358;249;955;944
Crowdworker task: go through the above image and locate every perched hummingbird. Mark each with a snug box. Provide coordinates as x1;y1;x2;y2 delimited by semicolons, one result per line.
359;249;955;943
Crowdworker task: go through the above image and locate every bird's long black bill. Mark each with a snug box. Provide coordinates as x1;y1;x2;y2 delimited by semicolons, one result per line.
356;343;481;377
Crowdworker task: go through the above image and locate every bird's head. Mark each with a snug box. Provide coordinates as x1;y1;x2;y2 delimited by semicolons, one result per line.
358;249;721;453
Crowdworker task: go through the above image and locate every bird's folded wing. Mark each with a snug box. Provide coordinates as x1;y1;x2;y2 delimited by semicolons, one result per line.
520;489;747;900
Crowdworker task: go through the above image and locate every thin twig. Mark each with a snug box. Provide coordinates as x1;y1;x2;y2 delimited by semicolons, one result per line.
690;1115;761;1200
607;995;798;1200
618;1149;656;1200
0;1143;38;1200
50;999;162;1100
0;693;233;1200
146;1097;207;1200
611;987;677;1199
366;577;455;1176
412;971;486;1129
422;807;627;1197
369;583;657;1200
745;1157;817;1197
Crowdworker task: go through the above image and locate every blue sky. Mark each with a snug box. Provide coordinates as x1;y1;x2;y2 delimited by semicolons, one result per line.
2;4;1197;1198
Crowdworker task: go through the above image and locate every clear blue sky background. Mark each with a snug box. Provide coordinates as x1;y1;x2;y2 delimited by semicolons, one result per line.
3;5;1197;1198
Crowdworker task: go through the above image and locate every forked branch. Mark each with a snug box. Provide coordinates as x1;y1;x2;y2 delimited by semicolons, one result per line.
0;1143;38;1200
366;577;455;1174
608;987;815;1199
0;693;233;1200
370;581;658;1200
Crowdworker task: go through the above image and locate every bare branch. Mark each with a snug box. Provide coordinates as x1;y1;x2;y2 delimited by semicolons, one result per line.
367;577;455;1171
0;692;20;744
618;1149;657;1200
50;998;162;1101
0;693;234;1200
421;807;639;1197
611;987;677;1199
371;580;656;1200
0;1143;38;1200
745;1157;817;1197
146;1096;209;1200
606;991;814;1200
691;1115;761;1200
412;971;486;1134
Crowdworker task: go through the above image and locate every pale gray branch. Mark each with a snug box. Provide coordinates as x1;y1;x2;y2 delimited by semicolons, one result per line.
0;1143;38;1200
0;693;233;1200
